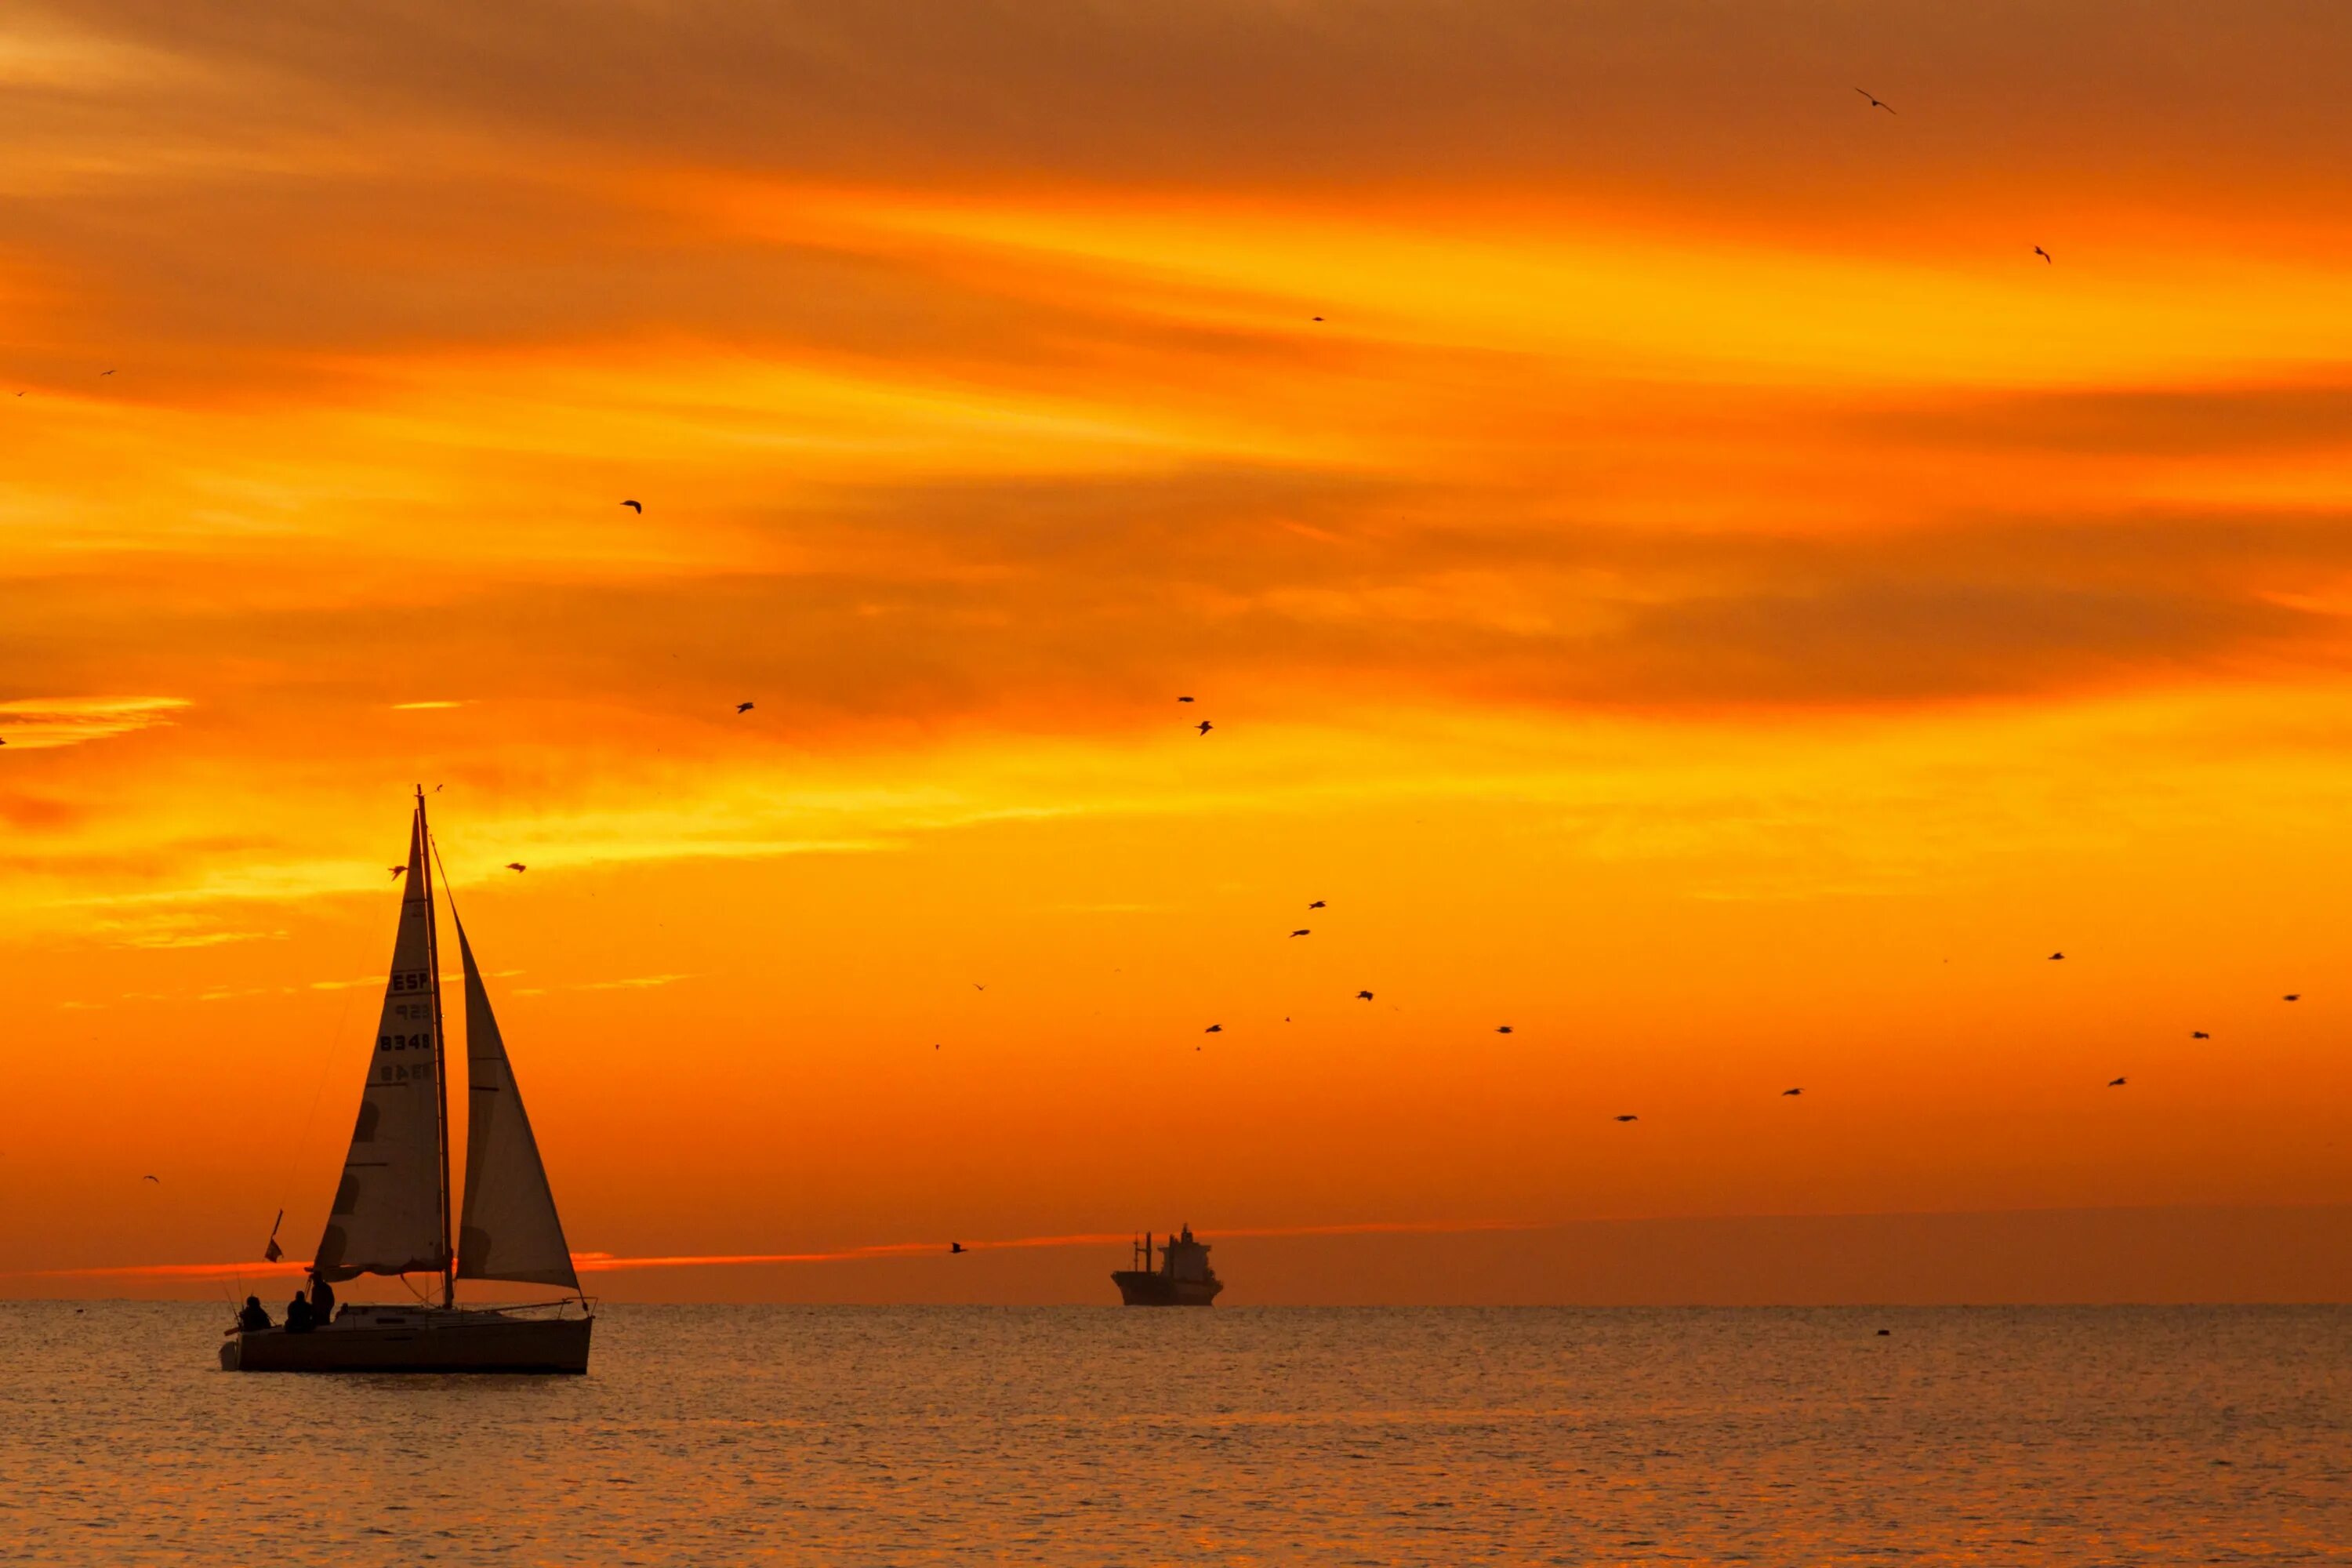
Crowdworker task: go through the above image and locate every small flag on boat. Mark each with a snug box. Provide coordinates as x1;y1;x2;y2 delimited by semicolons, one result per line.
263;1208;284;1262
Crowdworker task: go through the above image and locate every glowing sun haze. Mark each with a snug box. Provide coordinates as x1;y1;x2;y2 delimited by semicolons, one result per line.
6;1;2352;1301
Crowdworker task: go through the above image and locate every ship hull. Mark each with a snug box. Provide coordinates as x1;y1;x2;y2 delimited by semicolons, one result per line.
221;1307;592;1373
1111;1270;1222;1306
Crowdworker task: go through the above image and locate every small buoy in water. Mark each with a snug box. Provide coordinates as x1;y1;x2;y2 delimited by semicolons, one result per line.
1876;1328;1891;1336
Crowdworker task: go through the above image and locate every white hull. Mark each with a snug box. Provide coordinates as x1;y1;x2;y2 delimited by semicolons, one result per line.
221;1305;591;1374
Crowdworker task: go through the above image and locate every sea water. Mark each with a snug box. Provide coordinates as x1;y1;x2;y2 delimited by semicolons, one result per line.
2;1303;2346;1563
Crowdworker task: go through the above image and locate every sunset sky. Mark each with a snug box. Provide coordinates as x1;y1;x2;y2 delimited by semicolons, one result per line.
7;1;2352;1303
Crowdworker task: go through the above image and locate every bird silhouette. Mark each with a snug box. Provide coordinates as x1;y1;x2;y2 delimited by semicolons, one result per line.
389;866;407;879
1204;1023;1222;1033
1782;1087;1803;1097
2108;1076;2127;1087
735;701;754;714
142;1174;159;1182
949;1242;966;1254
1312;315;1324;321
621;499;643;512
1495;1025;1512;1034
1613;1114;1639;1123
2033;245;2053;264
933;1043;941;1051
101;368;117;376
973;983;985;992
1178;695;1194;702
1356;989;1374;1001
2191;1030;2210;1039
1855;88;1896;114
2049;952;2065;960
1290;928;1311;938
2285;993;2301;1002
1308;900;1326;909
1196;720;1213;735
504;862;526;873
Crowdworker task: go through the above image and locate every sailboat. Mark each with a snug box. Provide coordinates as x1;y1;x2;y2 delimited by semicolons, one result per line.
221;790;593;1373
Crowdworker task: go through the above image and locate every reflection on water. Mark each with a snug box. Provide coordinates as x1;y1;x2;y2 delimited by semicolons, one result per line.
2;1304;2346;1563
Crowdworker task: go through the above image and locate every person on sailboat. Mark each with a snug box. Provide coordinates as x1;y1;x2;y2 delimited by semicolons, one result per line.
237;1296;272;1332
285;1291;316;1334
307;1271;336;1323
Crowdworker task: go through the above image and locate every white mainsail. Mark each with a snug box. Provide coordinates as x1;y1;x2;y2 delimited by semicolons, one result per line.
455;918;579;1290
314;811;450;1283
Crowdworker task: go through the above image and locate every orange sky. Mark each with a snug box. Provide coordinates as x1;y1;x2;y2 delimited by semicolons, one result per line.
5;2;2352;1302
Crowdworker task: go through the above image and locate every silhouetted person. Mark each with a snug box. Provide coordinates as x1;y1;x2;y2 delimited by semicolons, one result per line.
285;1292;315;1333
238;1296;271;1332
308;1272;336;1323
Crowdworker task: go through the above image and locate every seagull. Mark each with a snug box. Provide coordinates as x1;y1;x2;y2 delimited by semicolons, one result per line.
973;983;985;992
2049;952;2065;961
1494;1025;1512;1034
2285;994;2301;1002
1356;989;1374;1001
1855;88;1896;114
504;862;526;873
1178;695;1194;702
2108;1076;2127;1087
934;1043;941;1051
621;499;642;512
434;783;444;792
389;866;407;878
1204;1023;1222;1033
143;1174;159;1183
1312;315;1325;322
1782;1087;1803;1097
1613;1114;1639;1123
2033;245;2053;264
101;368;117;376
2191;1030;2209;1040
949;1242;966;1254
1196;720;1213;735
1308;900;1326;909
1290;928;1311;938
735;701;754;714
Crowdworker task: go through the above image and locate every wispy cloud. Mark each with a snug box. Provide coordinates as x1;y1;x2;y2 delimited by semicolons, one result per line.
0;697;187;751
575;973;692;991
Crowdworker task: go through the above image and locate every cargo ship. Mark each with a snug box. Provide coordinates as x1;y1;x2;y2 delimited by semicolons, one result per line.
1112;1225;1223;1305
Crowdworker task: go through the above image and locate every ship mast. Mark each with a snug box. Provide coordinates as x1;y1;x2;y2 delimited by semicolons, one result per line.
417;784;456;1309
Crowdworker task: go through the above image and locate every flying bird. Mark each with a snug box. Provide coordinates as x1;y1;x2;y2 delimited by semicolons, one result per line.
1494;1025;1512;1034
735;701;754;714
1308;900;1326;909
1290;929;1311;938
933;1043;941;1051
1196;720;1213;735
1356;989;1374;1001
100;368;116;376
1178;695;1194;702
142;1174;159;1183
973;983;985;992
2285;993;2301;1002
2049;952;2065;960
1613;1114;1639;1123
1312;315;1325;323
2033;245;2053;264
2190;1030;2209;1039
1204;1023;1222;1033
949;1242;966;1254
504;862;526;873
389;866;407;879
621;499;643;512
2108;1076;2127;1087
1782;1087;1803;1097
1855;88;1896;114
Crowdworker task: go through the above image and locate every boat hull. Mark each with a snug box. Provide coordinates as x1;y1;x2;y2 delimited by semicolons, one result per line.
221;1308;592;1373
1111;1270;1221;1306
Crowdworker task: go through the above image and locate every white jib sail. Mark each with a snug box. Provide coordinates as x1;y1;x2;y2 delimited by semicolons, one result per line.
454;916;580;1290
314;811;449;1281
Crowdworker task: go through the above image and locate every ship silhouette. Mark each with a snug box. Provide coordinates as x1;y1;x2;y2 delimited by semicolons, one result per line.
1112;1225;1223;1306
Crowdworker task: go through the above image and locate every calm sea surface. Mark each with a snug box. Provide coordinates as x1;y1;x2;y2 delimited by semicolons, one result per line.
2;1303;2347;1564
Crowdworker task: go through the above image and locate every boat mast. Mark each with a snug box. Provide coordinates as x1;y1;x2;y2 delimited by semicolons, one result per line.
417;784;456;1309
